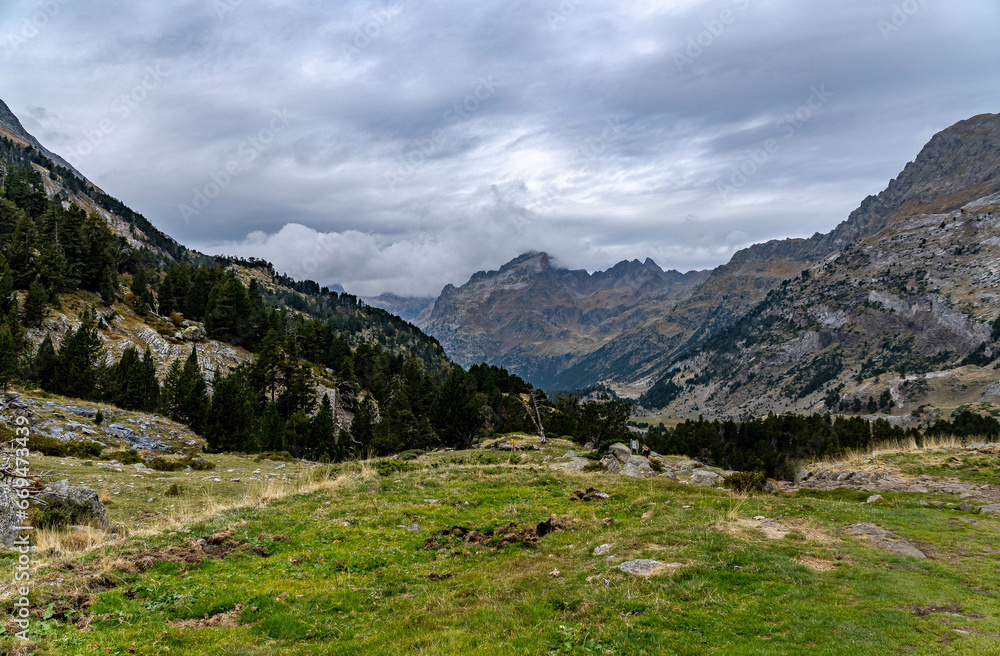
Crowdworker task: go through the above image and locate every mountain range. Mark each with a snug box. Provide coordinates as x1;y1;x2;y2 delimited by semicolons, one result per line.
406;113;1000;423
6;95;1000;425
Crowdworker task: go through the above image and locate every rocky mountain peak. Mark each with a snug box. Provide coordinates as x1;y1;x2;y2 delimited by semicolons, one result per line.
498;251;552;275
828;113;1000;247
0;97;87;180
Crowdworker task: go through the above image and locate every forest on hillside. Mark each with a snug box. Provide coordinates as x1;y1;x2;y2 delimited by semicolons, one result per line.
0;152;639;461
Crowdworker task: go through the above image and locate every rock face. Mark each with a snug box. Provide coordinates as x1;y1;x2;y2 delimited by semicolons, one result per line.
416;252;710;387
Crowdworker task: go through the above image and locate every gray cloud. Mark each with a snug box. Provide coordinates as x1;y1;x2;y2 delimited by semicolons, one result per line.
2;0;999;296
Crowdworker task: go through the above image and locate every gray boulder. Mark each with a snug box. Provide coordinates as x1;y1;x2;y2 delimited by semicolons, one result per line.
979;504;1000;516
621;457;654;478
593;543;613;556
599;455;622;475
549;457;591;473
183;325;206;341
607;443;632;463
41;480;113;531
689;469;724;487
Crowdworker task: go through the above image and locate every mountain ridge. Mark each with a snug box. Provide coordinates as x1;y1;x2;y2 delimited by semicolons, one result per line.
419;113;1000;395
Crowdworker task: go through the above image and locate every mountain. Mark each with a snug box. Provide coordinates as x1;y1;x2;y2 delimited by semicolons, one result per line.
360;293;435;323
415;252;710;386
0;98;87;181
636;113;1000;422
0;98;449;396
419;114;1000;402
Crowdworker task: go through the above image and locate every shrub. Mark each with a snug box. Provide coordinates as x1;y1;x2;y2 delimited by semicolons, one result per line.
164;483;183;497
94;410;104;425
28;436;103;459
254;451;296;463
148;455;215;472
724;470;768;493
375;460;420;476
99;449;143;464
396;449;425;461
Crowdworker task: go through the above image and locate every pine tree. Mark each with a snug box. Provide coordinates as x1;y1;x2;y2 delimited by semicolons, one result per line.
307;393;335;461
349;396;377;457
259;401;285;452
251;319;284;404
53;314;103;399
29;333;57;389
431;368;479;449
0;324;19;391
205;369;256;453
161;358;184;418
0;255;13;315
105;346;160;411
22;279;47;327
175;347;208;434
99;267;116;305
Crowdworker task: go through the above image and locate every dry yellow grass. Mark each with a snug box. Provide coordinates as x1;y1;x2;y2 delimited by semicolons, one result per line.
818;433;986;468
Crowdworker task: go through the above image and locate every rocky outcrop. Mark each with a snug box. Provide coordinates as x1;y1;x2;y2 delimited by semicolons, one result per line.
548;443;730;484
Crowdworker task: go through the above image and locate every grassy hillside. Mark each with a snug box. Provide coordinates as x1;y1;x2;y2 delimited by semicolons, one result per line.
3;437;999;655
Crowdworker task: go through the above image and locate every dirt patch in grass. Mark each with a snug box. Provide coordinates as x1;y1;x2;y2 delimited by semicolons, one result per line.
903;603;985;619
795;555;838;572
169;604;244;629
423;516;578;551
727;517;838;543
121;530;265;572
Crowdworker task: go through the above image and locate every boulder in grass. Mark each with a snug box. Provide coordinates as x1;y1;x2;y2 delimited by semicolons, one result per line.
607;443;632;463
33;480;113;532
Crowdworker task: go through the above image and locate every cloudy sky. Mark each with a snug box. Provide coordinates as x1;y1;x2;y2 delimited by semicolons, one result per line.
2;0;998;296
